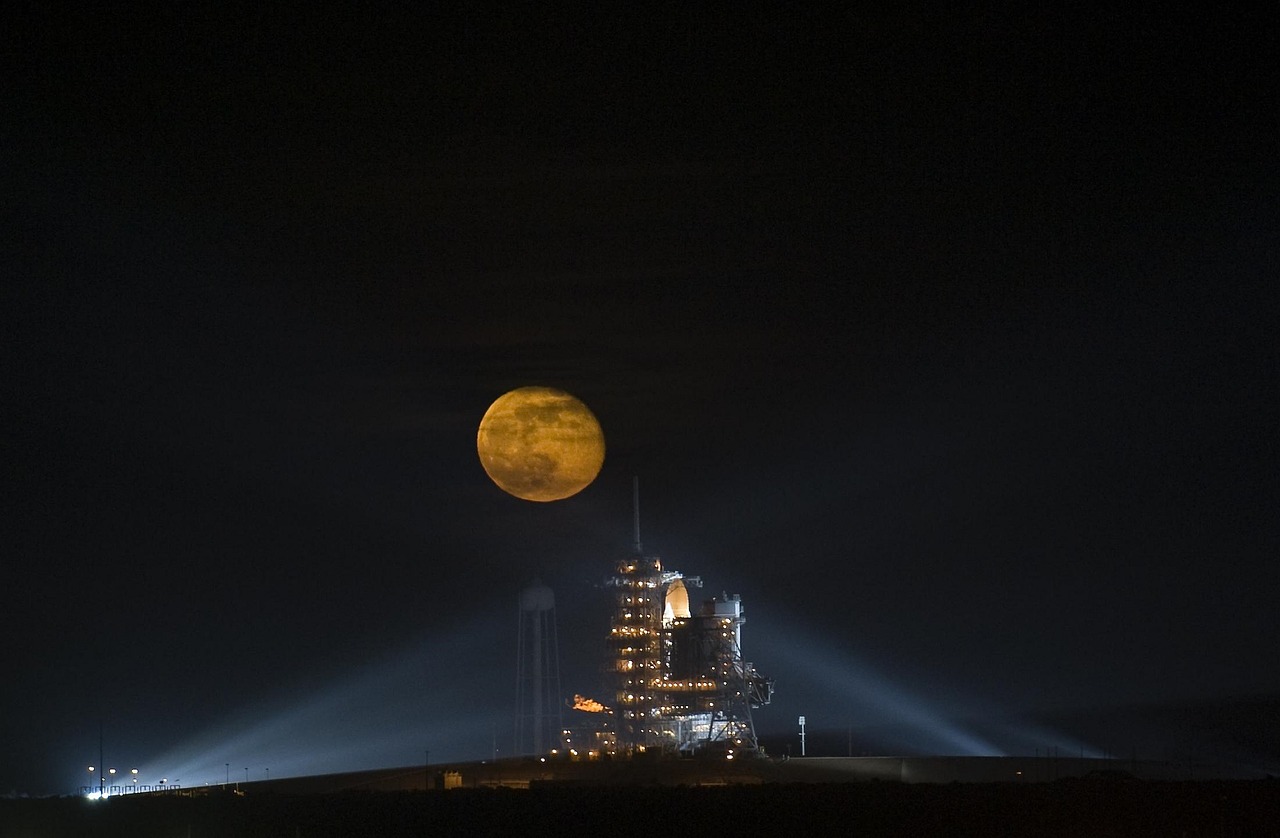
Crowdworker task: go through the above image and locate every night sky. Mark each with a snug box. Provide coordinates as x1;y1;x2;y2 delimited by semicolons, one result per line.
4;8;1277;795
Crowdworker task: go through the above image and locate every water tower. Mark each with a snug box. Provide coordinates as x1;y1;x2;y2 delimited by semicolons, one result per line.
514;580;563;756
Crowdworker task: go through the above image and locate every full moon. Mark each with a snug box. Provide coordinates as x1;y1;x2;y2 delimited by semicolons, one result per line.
476;386;605;502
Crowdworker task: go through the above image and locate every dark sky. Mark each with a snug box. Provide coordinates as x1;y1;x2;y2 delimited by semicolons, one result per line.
4;7;1277;794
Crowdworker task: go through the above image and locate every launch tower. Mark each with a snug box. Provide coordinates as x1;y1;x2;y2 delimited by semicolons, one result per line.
604;483;773;756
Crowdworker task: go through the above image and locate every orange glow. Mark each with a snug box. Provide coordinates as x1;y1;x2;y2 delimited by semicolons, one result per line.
476;387;605;502
572;694;607;713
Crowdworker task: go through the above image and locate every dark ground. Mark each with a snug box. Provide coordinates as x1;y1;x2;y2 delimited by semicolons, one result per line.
4;781;1279;838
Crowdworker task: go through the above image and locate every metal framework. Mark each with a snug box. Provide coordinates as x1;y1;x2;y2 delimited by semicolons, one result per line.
605;553;773;757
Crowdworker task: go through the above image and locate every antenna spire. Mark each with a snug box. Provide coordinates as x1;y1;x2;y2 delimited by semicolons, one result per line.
632;476;642;555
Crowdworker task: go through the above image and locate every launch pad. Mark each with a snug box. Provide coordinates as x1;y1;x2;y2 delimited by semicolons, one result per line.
515;482;775;762
603;554;773;758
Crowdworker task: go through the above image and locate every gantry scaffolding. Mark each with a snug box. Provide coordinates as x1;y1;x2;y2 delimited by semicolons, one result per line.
606;555;674;752
605;553;772;757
